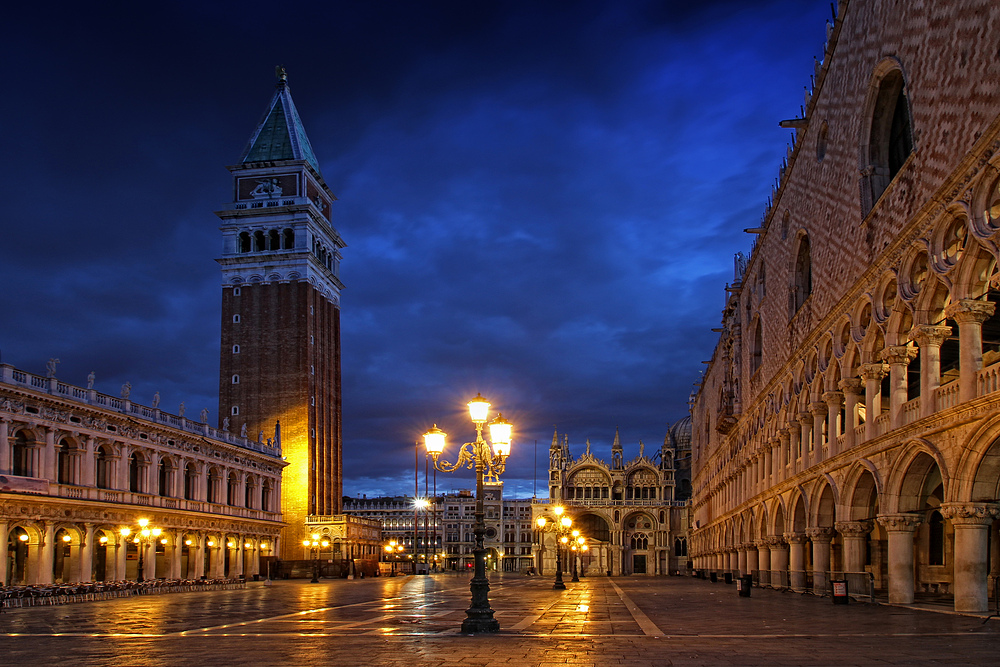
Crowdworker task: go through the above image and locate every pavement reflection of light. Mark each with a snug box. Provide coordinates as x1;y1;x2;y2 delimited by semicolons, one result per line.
575;604;590;612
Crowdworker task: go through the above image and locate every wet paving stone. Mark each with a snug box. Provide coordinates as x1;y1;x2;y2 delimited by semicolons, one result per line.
1;575;998;665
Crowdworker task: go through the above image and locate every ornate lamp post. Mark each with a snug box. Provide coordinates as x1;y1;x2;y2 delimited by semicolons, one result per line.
119;518;161;582
536;506;573;590
423;393;512;634
570;532;588;582
303;534;329;583
384;540;405;576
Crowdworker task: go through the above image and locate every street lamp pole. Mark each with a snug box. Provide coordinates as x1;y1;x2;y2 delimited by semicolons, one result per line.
303;534;329;583
424;393;512;634
536;507;572;590
120;518;160;582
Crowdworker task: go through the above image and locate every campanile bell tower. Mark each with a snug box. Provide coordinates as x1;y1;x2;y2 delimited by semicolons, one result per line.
216;69;345;555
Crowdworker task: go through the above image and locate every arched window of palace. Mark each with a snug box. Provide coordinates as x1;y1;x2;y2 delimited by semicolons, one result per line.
751;319;763;374
158;458;170;497
791;233;812;314
227;471;240;506
12;432;31;477
57;438;73;485
96;445;111;489
630;532;649;550
207;467;221;504
865;66;913;210
184;463;197;500
128;452;142;493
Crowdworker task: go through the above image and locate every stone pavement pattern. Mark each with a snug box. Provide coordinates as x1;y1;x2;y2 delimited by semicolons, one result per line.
1;574;997;665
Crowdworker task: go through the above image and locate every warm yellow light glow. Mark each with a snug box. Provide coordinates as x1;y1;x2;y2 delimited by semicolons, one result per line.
185;539;193;546
560;516;572;528
582;545;589;552
468;393;490;423
560;536;568;544
18;534;28;542
133;537;140;544
553;506;564;516
151;528;161;538
303;540;311;547
120;527;131;537
141;528;151;538
160;538;167;545
536;517;547;529
99;536;108;544
138;518;149;528
415;498;429;509
207;540;216;547
62;534;71;542
321;540;330;548
488;414;512;456
385;545;392;552
572;529;580;538
245;542;252;548
576;536;585;545
423;425;446;456
311;533;320;540
228;542;236;548
261;542;268;549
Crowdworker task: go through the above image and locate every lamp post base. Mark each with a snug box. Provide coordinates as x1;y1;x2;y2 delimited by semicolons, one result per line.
462;548;500;633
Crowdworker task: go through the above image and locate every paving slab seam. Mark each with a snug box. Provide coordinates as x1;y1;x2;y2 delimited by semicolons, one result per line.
607;579;664;637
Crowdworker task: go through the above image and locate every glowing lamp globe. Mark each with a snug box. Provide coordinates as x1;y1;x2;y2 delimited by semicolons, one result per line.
489;414;512;456
423;425;446;456
467;393;491;423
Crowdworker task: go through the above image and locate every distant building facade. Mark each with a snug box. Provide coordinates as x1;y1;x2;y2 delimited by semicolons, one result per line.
535;425;691;576
343;484;536;573
690;0;1000;613
2;364;285;586
216;72;346;556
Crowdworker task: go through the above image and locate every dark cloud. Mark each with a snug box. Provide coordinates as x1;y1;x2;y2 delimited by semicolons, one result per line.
1;0;830;498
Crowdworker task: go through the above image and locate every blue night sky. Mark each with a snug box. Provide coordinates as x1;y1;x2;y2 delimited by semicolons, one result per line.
2;1;830;498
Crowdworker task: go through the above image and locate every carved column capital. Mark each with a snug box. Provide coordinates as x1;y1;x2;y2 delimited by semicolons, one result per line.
838;378;863;395
821;390;844;407
909;324;952;348
939;502;1000;526
796;411;813;425
880;345;918;366
835;520;873;537
945;299;996;325
783;532;808;545
877;513;923;532
778;429;791;443
806;527;835;541
765;536;785;548
859;362;889;382
809;401;827;417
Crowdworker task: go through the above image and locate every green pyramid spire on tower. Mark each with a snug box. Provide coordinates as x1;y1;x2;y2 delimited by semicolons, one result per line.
240;67;321;173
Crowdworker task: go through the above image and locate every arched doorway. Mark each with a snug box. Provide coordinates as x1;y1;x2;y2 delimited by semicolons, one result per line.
6;526;31;584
